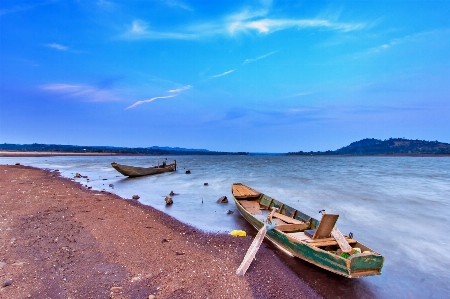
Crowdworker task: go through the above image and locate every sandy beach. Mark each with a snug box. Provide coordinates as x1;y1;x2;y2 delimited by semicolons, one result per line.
0;164;321;299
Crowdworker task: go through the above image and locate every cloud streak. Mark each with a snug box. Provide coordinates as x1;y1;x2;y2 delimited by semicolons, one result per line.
361;29;450;56
243;51;278;65
211;70;235;78
46;43;68;51
125;95;177;109
41;83;120;102
168;85;192;93
126;84;192;109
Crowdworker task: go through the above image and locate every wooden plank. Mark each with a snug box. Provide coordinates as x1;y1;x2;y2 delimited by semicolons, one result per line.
331;226;353;253
312;214;339;239
308;239;357;247
276;223;310;232
287;232;312;241
305;237;356;244
236;207;278;276
232;184;261;198
273;212;305;225
236;224;267;276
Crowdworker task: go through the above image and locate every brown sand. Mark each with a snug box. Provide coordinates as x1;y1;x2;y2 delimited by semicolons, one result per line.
0;164;322;299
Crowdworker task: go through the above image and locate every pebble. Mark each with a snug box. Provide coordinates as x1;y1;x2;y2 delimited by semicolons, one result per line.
0;262;6;269
148;295;156;299
110;286;122;293
2;280;12;287
12;262;25;266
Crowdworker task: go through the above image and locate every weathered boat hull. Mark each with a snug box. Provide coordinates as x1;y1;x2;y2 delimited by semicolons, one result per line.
111;162;176;177
232;183;384;278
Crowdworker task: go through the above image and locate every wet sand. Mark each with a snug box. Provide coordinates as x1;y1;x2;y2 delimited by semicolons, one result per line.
0;164;321;299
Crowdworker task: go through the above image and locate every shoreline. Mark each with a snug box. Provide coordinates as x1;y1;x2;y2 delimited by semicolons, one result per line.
0;164;321;299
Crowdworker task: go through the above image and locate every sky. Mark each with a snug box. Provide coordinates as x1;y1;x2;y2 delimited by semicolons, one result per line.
0;0;449;152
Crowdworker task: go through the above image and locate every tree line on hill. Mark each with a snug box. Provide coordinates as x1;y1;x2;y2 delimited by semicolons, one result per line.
0;143;248;156
288;138;450;155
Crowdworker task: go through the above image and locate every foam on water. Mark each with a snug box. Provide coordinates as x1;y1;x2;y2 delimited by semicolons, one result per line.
1;155;449;299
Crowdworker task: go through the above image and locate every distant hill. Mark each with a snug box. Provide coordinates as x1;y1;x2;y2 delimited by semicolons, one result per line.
0;143;248;156
288;138;450;155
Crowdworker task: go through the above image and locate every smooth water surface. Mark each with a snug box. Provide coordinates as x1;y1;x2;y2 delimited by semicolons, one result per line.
2;155;449;299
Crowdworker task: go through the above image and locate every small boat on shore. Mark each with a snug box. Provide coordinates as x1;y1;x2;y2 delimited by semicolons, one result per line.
232;183;384;278
111;160;176;177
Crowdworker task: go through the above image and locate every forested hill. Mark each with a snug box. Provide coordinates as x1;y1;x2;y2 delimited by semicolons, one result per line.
288;138;450;155
0;143;248;156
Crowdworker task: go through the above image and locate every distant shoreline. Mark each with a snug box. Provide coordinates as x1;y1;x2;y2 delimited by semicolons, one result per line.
1;150;449;157
288;153;450;157
0;151;146;157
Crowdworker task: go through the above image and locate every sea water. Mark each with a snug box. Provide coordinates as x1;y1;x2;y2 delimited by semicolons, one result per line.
1;155;449;299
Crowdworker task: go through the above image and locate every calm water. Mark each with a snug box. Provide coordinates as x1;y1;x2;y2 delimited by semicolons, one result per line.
2;155;449;299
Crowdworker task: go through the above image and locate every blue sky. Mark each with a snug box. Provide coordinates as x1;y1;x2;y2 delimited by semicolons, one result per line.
0;0;449;152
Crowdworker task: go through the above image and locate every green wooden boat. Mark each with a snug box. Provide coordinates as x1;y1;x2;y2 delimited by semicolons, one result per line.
111;160;176;177
232;183;384;278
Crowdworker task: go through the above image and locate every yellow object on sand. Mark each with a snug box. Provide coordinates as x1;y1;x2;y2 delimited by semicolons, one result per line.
230;230;247;237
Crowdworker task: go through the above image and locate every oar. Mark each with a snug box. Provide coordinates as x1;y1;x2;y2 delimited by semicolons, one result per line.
236;208;277;276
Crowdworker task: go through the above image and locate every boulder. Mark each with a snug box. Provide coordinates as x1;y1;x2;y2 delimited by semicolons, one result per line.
132;195;140;200
165;196;173;205
216;196;228;203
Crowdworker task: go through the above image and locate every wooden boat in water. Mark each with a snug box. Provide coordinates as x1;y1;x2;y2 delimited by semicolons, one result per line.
111;160;176;177
232;183;384;278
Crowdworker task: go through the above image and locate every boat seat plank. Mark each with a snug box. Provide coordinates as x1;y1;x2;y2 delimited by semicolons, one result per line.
233;184;261;198
276;223;310;232
307;239;357;247
288;232;312;241
273;212;305;225
239;200;262;215
304;236;355;243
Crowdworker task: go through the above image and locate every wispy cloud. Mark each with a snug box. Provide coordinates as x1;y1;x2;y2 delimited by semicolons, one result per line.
122;6;365;40
243;51;278;65
46;43;68;51
97;0;115;9
361;29;450;56
168;85;192;93
162;0;193;11
0;1;55;16
211;70;235;78
41;83;120;102
125;95;176;109
283;91;314;99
